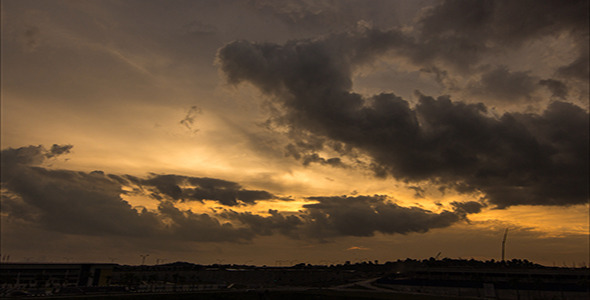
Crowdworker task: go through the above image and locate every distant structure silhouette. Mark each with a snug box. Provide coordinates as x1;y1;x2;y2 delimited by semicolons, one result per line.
140;254;149;265
501;228;509;261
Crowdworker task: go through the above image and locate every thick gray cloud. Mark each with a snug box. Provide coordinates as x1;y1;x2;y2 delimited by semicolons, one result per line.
539;79;568;99
283;130;348;167
417;0;589;74
157;201;253;242
1;145;483;242
218;27;589;208
557;51;590;81
0;144;71;166
253;0;588;75
450;201;485;215
301;154;343;167
1;145;161;237
0;145;261;242
251;0;419;36
467;66;537;103
418;0;588;44
221;209;303;237
408;186;426;198
301;196;463;238
141;174;274;206
223;195;474;240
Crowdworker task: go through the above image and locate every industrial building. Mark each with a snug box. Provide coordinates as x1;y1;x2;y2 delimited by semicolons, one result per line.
0;263;115;289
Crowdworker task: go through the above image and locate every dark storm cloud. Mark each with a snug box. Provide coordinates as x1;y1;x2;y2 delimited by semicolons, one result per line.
269;0;589;79
301;154;343;167
218;28;589;208
539;79;568;99
417;0;589;44
1;145;48;166
157;201;253;242
1;145;482;242
141;174;274;206
46;144;74;158
300;196;464;238
0;144;72;166
221;209;303;237
0;194;38;220
557;51;590;81
252;0;412;36
283;131;346;167
417;0;589;74
223;195;475;240
467;66;537;102
1;145;161;237
0;145;268;242
450;201;485;215
236;190;275;203
408;186;426;198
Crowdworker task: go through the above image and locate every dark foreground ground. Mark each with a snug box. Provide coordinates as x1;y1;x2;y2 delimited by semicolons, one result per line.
3;259;588;299
34;289;466;300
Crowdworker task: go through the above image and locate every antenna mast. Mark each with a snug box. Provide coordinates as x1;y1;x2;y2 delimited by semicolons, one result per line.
501;228;509;261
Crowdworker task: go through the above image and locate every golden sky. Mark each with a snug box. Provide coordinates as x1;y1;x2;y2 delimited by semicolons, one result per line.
1;0;588;266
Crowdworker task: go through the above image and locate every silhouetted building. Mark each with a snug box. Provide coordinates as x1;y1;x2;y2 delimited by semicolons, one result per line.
375;267;589;299
0;263;115;288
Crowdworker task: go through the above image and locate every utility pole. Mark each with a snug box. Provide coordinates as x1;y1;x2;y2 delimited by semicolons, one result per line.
501;228;509;261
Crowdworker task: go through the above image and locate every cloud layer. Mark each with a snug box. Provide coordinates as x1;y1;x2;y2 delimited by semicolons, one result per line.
217;7;589;208
1;145;251;242
1;145;478;242
1;0;587;265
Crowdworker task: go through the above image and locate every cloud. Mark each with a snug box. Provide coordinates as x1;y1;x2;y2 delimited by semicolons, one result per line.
0;145;48;166
539;79;568;99
1;145;161;237
346;246;370;251
299;196;464;238
141;174;274;206
300;153;344;167
466;66;537;103
22;25;41;52
0;145;268;242
220;209;303;237
251;0;411;36
282;130;348;167
417;0;589;74
180;105;202;133
450;201;485;215
218;28;589;208
0;144;73;167
557;50;590;81
2;145;481;243
223;195;476;240
408;186;425;198
157;201;253;242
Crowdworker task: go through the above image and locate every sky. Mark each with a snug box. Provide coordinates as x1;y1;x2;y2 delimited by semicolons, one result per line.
1;0;589;267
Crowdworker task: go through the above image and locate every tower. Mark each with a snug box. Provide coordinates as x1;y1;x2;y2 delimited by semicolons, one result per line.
501;228;508;261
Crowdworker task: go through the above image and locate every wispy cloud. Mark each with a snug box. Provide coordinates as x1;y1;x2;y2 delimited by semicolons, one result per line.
346;246;370;251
